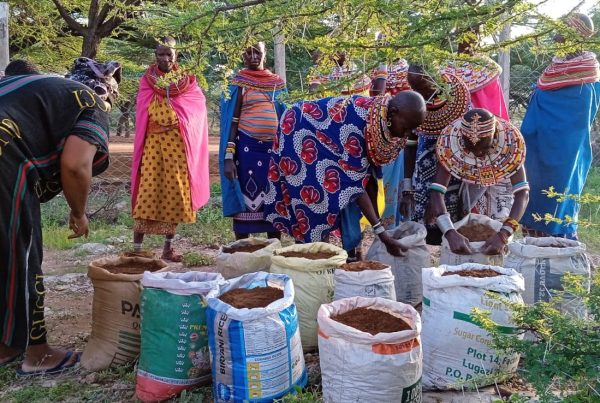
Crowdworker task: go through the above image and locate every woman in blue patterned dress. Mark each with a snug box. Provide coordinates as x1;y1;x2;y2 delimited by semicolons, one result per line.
263;91;426;256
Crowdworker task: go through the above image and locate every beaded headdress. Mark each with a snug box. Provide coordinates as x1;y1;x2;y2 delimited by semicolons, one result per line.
566;14;594;38
460;113;496;145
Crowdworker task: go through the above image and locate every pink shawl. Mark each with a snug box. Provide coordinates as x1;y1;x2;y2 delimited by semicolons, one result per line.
131;74;210;211
470;77;509;120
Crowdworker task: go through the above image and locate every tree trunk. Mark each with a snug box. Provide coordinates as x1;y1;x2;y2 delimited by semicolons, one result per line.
81;33;100;59
498;23;511;107
273;29;286;83
0;2;9;72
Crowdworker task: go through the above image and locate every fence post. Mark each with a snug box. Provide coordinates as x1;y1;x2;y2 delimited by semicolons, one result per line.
0;2;8;73
498;23;511;107
274;29;287;83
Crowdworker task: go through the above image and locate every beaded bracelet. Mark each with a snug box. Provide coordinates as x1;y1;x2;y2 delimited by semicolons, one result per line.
224;152;234;160
436;213;454;234
501;225;515;235
512;181;530;194
406;139;418;147
225;147;236;155
232;117;240;123
430;182;447;195
227;141;236;148
503;217;519;231
402;178;414;192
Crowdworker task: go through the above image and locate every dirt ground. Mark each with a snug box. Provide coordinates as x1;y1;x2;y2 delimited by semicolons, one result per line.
2;136;592;401
19;240;549;402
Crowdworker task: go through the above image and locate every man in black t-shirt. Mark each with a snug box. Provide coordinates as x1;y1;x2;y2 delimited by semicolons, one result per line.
0;73;115;376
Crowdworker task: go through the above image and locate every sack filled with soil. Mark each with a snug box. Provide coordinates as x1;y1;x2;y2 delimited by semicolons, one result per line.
366;221;431;306
216;238;281;279
136;272;223;402
505;237;590;316
333;261;395;301
318;297;422;402
207;272;307;401
441;214;511;266
270;242;348;350
421;263;525;390
81;256;169;371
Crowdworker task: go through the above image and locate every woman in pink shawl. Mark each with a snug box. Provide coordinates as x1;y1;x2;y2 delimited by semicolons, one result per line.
131;36;209;261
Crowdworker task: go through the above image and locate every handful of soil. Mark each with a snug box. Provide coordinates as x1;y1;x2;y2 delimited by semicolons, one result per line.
219;286;283;309
457;222;497;242
339;261;388;272
442;268;501;278
278;251;337;260
103;261;164;275
331;307;411;335
222;243;269;254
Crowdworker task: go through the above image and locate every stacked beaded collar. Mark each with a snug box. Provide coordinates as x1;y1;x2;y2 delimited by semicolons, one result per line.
436;116;526;186
418;73;470;135
442;55;502;93
365;95;406;166
230;68;286;91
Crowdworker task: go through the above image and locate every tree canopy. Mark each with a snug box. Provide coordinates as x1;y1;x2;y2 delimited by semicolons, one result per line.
7;0;600;100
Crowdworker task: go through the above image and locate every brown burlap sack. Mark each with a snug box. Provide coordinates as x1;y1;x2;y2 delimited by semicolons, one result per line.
81;256;168;371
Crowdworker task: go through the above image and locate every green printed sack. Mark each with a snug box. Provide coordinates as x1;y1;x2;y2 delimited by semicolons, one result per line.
136;272;223;402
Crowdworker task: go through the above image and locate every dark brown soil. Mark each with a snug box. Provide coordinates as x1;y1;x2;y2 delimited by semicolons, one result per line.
442;268;501;278
458;222;498;242
102;261;164;275
222;243;269;254
331;307;411;335
219;286;283;309
339;261;388;272
278;251;337;260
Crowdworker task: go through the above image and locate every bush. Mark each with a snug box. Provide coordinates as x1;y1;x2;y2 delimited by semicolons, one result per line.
474;273;600;402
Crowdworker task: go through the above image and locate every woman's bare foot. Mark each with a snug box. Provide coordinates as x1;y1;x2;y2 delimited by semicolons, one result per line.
161;248;182;262
0;342;23;365
19;344;79;373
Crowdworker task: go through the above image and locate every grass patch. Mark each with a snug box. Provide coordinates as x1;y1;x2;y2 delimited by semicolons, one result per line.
182;252;215;267
5;381;80;403
0;365;16;384
178;204;234;248
42;223;132;251
276;387;322;402
577;167;600;253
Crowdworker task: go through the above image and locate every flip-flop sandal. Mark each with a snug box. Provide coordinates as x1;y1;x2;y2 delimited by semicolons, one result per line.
16;351;81;377
0;352;23;367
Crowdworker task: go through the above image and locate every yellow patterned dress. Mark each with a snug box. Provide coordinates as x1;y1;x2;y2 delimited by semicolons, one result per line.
133;98;195;234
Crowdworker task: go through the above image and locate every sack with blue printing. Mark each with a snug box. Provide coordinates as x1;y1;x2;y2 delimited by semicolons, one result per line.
207;271;307;402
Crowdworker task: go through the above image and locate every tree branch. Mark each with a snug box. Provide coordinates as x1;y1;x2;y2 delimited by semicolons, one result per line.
181;0;272;30
50;0;86;35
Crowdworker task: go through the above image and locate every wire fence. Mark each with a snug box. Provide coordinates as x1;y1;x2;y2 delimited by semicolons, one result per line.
97;66;600;193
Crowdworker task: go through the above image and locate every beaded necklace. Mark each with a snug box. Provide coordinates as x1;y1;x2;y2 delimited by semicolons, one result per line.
365;95;405;166
418;73;470;135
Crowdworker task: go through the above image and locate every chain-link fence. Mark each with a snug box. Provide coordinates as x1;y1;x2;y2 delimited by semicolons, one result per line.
97;65;600;191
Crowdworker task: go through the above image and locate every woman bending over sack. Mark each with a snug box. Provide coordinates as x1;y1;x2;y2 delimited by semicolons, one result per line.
426;108;529;255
